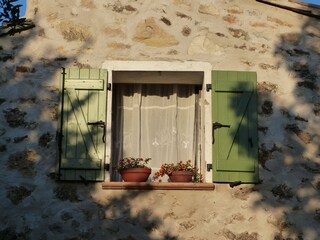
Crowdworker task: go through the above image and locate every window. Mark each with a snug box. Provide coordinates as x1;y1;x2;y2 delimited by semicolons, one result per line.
57;61;259;184
110;72;203;182
103;62;211;183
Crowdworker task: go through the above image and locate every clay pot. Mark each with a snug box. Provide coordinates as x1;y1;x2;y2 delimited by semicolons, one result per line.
119;168;151;182
169;171;193;182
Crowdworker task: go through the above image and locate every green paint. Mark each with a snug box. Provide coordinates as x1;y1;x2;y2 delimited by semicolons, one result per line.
212;71;259;183
58;68;107;181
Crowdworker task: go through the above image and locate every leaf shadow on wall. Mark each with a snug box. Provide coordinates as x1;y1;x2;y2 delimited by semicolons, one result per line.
230;16;320;239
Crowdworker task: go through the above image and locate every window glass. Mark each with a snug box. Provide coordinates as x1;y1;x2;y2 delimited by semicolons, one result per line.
111;83;201;181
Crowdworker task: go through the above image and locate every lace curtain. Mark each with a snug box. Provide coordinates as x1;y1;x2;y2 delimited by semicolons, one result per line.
111;83;200;181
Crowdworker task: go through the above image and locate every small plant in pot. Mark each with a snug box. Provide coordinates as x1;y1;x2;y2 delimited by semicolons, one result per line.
153;160;203;183
117;157;152;182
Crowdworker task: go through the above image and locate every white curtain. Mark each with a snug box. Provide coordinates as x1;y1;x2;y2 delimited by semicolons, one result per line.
112;83;200;181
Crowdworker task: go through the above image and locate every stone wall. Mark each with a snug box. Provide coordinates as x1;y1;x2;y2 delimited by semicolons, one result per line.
0;0;319;239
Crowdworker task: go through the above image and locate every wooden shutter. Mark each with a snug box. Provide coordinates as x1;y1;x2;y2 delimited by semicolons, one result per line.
57;68;107;181
211;71;259;183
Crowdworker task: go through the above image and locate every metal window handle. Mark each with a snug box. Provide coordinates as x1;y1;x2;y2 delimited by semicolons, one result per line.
88;120;106;143
212;122;230;144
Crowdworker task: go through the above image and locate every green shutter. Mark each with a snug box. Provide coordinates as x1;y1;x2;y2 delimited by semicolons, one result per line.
212;71;259;183
57;68;107;181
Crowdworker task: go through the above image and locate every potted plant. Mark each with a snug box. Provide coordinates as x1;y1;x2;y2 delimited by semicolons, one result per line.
153;160;203;183
117;157;152;182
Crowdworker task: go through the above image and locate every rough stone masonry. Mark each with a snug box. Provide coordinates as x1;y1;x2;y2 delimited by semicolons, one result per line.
0;0;319;239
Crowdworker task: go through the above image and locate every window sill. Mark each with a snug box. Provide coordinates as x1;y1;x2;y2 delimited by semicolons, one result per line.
101;182;215;190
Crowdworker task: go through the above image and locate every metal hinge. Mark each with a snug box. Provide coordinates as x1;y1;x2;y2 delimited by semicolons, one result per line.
104;163;110;171
207;163;212;171
206;84;212;92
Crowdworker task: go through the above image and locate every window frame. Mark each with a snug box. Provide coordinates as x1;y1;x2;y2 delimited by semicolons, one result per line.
102;61;213;183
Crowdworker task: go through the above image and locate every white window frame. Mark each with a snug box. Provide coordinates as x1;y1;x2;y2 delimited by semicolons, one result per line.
102;61;213;182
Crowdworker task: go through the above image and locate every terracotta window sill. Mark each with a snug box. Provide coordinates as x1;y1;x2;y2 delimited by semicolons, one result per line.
101;182;215;190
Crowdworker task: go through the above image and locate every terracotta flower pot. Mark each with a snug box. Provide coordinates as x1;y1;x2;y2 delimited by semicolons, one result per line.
169;170;193;182
119;167;151;182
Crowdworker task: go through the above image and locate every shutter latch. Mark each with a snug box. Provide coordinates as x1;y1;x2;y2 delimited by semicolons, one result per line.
212;122;230;144
88;120;106;143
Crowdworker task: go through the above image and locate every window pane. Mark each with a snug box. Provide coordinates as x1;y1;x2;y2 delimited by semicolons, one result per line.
111;84;201;181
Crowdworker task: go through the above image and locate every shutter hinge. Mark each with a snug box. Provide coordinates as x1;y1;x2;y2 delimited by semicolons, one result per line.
61;67;66;75
207;163;212;171
104;163;110;171
206;84;212;92
107;83;112;91
229;181;242;188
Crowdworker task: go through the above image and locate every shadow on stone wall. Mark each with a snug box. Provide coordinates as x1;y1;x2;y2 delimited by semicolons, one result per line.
1;2;320;239
215;12;320;240
252;16;320;239
0;16;179;239
51;184;178;239
91;190;178;239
